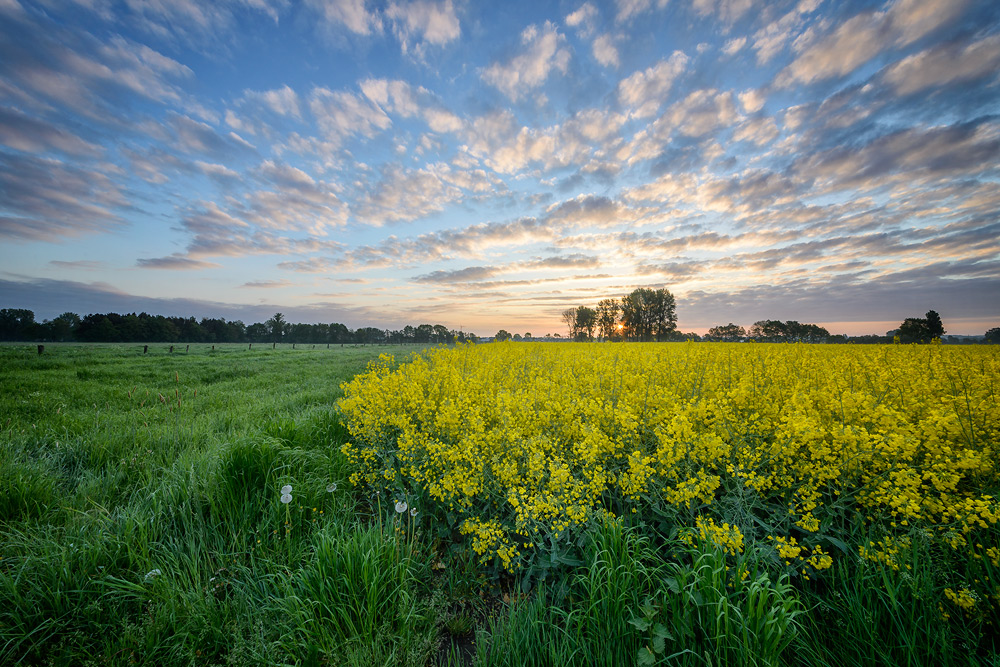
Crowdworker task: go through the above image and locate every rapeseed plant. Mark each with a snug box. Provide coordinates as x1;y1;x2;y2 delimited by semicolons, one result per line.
340;342;1000;622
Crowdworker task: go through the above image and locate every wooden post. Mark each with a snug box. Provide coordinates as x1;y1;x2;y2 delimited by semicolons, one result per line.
248;343;252;350
37;344;44;355
186;345;189;353
272;342;276;349
292;343;295;349
212;345;215;351
170;345;174;353
144;345;148;354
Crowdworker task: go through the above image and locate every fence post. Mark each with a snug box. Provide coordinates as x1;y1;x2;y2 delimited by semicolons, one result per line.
144;345;148;354
37;344;44;355
170;345;174;353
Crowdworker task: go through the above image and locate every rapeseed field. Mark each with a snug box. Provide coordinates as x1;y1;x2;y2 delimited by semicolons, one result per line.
341;342;1000;631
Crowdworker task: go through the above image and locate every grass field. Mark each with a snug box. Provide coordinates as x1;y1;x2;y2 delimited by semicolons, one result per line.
2;342;999;666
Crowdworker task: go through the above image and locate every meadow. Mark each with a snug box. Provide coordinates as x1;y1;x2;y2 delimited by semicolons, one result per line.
1;341;998;666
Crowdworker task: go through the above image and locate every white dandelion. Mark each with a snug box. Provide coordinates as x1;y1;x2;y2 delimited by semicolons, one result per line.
326;483;337;493
409;507;418;517
281;493;292;504
280;484;292;495
394;500;408;514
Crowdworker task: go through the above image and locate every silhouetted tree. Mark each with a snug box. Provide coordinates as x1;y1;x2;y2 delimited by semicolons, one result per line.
620;288;676;341
707;323;746;342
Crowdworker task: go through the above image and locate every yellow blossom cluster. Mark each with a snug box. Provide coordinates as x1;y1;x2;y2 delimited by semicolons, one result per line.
339;342;999;609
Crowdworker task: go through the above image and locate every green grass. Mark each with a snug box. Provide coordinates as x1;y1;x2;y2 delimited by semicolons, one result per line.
2;343;997;666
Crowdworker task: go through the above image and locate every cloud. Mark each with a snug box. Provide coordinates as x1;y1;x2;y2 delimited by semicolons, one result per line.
385;0;461;53
722;36;747;56
482;21;571;101
168;113;256;159
241;84;301;117
308;86;392;145
414;265;501;283
306;0;381;35
0;106;103;157
794;119;1000;192
463;108;626;175
614;0;667;23
592;34;620;67
883;33;1000;95
136;254;221;270
239;279;293;288
737;88;766;113
565;3;598;34
777;0;970;87
750;0;822;64
660;88;739;138
0;276;368;326
353;163;461;225
617;51;689;118
733;116;779;146
0;151;126;242
691;0;754;24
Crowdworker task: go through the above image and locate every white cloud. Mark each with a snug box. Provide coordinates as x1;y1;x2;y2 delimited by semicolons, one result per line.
662;88;738;138
738;88;766;113
615;0;667;23
733;116;779;146
360;78;420;116
692;0;754;24
308;86;391;144
751;0;821;64
884;33;1000;95
385;0;461;53
592;34;620;67
482;21;571;101
777;0;970;87
242;84;301;117
617;51;689;118
722;36;747;56
306;0;381;35
565;2;598;34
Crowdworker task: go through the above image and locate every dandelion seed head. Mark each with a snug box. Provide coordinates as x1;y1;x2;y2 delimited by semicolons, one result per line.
280;484;292;495
395;500;408;513
410;507;418;517
281;493;292;504
326;483;337;493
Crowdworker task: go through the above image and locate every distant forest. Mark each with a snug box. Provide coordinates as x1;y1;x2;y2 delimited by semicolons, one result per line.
0;309;472;345
1;307;995;345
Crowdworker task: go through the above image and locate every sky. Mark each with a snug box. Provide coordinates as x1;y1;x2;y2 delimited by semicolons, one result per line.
1;0;998;337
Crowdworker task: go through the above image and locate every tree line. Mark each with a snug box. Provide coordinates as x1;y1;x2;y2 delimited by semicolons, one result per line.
0;309;476;345
2;305;996;346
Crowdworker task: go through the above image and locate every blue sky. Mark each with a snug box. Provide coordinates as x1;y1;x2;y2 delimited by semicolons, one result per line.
1;0;998;336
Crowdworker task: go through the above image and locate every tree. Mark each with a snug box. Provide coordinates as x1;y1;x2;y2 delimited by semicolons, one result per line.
267;313;287;343
706;323;745;342
494;329;512;341
46;312;80;341
925;310;945;339
561;308;576;339
984;327;1000;344
596;298;621;341
573;306;598;341
620;288;676;341
0;308;36;341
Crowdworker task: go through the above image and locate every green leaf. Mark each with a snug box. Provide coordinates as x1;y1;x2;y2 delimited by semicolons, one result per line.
664;576;680;594
652;634;665;654
653;623;673;641
638;646;656;666
629;617;651;631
